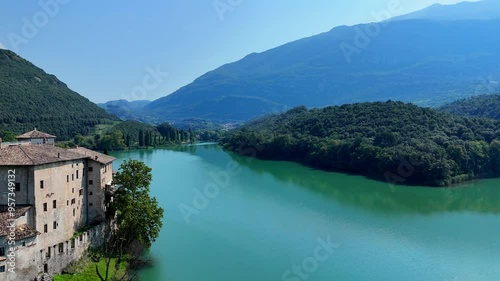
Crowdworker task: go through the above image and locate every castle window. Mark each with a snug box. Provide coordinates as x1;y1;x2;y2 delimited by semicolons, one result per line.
0;247;5;256
72;174;74;181
89;191;93;195
73;209;75;216
0;265;5;273
46;247;51;258
15;183;20;192
79;189;83;196
53;200;57;209
71;239;75;249
40;180;44;189
89;203;93;207
67;175;69;182
89;180;93;185
44;224;48;233
53;221;57;230
43;203;47;212
88;167;93;172
58;243;64;254
76;170;79;179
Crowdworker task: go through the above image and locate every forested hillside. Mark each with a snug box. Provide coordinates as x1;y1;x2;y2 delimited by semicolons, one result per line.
222;101;500;186
144;16;500;123
0;49;118;140
71;120;196;151
439;94;500;120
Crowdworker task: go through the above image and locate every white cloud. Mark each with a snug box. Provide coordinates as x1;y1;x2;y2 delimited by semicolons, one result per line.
0;42;5;49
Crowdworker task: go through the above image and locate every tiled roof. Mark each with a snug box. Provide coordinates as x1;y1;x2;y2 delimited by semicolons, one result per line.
0;145;86;166
16;129;56;139
69;147;116;164
0;224;39;240
0;206;38;239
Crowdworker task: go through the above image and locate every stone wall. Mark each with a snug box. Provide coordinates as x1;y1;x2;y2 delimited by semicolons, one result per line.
0;221;107;281
0;166;34;206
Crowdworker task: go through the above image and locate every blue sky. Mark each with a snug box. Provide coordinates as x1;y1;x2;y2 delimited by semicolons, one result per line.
0;0;470;103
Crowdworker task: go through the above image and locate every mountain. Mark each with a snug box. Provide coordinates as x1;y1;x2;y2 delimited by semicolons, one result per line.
439;93;500;119
390;0;500;21
142;0;500;123
98;99;151;121
221;101;500;186
0;49;118;140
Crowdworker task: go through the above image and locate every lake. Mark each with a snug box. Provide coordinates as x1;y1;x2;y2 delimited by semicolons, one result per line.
111;144;500;281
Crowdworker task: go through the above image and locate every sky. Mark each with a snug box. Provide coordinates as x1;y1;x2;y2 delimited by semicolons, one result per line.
0;0;471;103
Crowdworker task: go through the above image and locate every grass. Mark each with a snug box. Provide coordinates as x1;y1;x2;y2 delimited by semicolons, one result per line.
53;255;128;281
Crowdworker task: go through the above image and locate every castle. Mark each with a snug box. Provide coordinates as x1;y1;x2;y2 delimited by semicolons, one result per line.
0;129;115;280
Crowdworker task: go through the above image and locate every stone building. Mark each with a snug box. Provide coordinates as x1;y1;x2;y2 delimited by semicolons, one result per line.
16;129;56;145
0;130;114;280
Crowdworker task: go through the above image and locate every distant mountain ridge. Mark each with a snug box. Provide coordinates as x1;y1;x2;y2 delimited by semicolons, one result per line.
391;0;500;21
98;100;151;121
0;49;118;140
143;19;500;122
99;0;500;124
439;93;500;119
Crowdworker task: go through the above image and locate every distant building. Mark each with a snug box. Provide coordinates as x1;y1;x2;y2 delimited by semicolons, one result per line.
16;129;56;145
0;130;115;280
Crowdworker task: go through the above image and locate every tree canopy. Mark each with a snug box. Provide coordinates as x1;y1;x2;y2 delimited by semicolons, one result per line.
111;160;164;249
439;93;500;120
221;101;500;186
0;49;118;140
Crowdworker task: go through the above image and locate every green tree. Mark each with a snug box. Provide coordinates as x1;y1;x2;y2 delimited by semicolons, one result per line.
111;160;164;250
74;134;85;146
490;140;500;174
138;130;144;147
1;131;16;142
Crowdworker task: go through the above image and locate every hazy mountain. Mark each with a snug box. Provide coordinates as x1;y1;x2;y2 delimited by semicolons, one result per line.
0;50;118;140
98;99;151;120
439;93;500;119
144;16;500;122
391;0;500;21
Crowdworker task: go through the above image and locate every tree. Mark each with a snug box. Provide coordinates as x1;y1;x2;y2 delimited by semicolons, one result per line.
490;140;500;174
138;130;144;147
111;160;164;252
1;131;16;142
74;134;85;146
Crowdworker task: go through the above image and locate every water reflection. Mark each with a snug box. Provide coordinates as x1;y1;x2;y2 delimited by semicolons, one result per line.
223;146;500;215
113;144;500;215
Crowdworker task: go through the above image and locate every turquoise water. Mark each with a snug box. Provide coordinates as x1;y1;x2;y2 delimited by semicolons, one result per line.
111;144;500;281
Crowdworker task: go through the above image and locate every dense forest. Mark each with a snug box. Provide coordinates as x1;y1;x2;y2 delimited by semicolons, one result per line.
221;101;500;186
0;49;118;140
71;120;196;151
439;94;500;120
